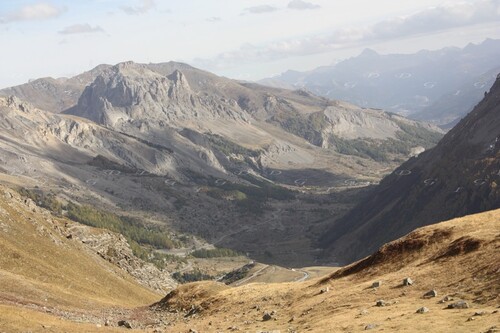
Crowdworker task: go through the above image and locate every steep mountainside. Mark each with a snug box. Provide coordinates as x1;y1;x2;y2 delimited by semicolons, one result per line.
319;74;500;264
261;39;500;126
0;185;168;330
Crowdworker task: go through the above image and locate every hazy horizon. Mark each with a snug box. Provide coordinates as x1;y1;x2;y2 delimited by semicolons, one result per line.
1;0;499;88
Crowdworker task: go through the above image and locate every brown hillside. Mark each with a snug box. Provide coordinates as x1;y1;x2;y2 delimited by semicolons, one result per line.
143;209;500;332
0;185;161;331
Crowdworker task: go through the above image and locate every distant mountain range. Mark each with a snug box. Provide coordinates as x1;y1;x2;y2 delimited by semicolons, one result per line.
260;39;500;128
319;73;500;264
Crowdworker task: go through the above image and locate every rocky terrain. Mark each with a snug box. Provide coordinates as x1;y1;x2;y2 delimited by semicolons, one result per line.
0;61;442;266
319;73;500;264
261;39;500;127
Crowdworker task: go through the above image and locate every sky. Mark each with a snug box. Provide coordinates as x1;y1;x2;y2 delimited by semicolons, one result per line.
0;0;499;88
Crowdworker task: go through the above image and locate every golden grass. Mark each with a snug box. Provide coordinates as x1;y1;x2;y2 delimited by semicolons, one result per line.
0;187;161;330
152;209;500;332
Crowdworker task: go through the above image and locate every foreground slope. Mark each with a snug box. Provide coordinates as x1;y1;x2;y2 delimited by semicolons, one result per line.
143;209;499;332
320;74;500;264
0;185;164;331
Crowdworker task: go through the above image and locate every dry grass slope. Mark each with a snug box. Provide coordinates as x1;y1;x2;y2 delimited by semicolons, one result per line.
0;186;160;331
150;209;500;332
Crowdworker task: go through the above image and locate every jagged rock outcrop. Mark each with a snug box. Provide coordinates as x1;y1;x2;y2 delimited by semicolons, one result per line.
66;62;250;128
67;224;177;293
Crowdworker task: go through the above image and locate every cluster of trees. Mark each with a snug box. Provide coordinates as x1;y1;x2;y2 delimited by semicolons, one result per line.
271;110;325;147
190;247;241;258
206;133;261;157
172;269;214;283
18;188;63;216
65;203;178;250
208;179;295;215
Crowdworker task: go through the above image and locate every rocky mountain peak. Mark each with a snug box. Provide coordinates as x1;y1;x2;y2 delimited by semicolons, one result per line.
167;69;190;89
65;62;247;128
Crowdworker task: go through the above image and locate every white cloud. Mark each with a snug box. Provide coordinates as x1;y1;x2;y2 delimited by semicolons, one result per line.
206;17;222;23
122;0;156;15
197;0;500;68
0;2;65;23
242;5;278;15
288;0;320;10
58;23;104;35
369;0;500;39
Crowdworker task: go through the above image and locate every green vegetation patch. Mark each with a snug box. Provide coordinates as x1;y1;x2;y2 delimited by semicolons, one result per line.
208;178;295;215
172;269;215;283
65;202;177;250
206;133;261;157
271;110;326;147
18;188;63;216
190;247;241;258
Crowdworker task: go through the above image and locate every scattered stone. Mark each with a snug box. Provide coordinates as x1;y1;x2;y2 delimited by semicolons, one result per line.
416;307;429;314
423;290;438;298
188;329;198;333
372;281;382;288
104;320;110;327
447;301;469;309
403;277;413;286
263;312;273;321
439;296;453;304
288;316;296;322
117;320;132;329
96;324;102;328
365;323;377;330
376;300;386;307
320;287;329;294
473;311;486;316
467;317;475;322
360;309;369;316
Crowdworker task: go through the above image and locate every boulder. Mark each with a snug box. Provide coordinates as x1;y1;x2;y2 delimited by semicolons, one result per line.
423;290;438;298
117;320;132;329
447;301;469;309
403;277;413;286
416;307;429;314
262;312;273;321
